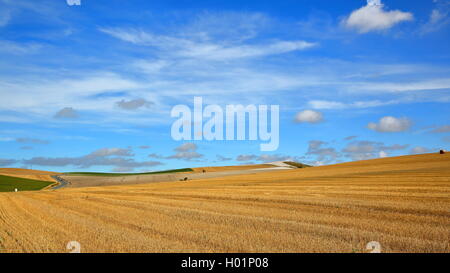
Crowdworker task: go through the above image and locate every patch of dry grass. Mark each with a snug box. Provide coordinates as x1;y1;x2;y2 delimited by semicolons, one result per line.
0;153;449;253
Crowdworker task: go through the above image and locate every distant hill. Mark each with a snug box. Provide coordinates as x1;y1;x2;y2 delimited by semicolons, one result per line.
0;174;55;192
0;168;60;182
283;161;312;168
64;168;193;177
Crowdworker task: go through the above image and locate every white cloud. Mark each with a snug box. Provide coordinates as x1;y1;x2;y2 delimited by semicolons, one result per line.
431;125;450;133
0;10;448;130
16;138;49;144
236;154;297;163
420;1;450;34
112;167;134;173
367;0;382;7
367;116;411;132
216;155;232;161
0;137;14;142
116;98;153;110
133;60;171;74
22;147;162;168
295;110;323;124
167;151;203;160
66;0;81;6
148;143;204;161
354;78;450;93
343;140;407;161
99;27;317;61
410;146;431;155
342;1;413;33
431;9;446;24
306;140;340;163
89;147;133;157
175;143;198;152
54;107;79;119
180;40;317;60
0;158;17;166
0;40;42;54
236;154;257;161
0;72;143;114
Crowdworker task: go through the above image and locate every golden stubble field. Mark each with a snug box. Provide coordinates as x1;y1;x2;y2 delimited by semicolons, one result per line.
0;153;449;253
0;168;59;182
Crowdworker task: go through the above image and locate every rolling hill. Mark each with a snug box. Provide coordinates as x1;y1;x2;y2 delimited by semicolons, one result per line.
0;153;448;253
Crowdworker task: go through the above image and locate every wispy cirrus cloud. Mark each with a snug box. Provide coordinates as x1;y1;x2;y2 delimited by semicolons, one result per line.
99;27;317;61
0;40;42;54
419;0;450;34
15;137;49;144
430;125;450;133
308;100;397;110
0;72;146;120
0;9;11;27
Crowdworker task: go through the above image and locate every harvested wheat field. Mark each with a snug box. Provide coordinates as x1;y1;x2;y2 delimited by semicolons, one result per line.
0;153;449;253
0;168;59;182
61;164;287;188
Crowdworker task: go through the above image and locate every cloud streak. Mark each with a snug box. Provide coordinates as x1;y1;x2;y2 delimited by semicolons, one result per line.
0;158;17;166
22;147;162;169
16;138;49;144
99;27;317;61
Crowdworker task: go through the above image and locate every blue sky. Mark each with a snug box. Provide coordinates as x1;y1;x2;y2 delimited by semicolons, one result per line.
0;0;449;172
